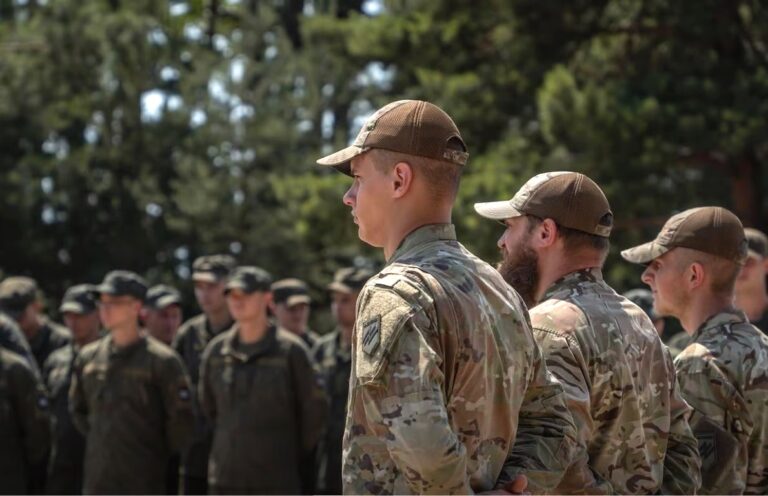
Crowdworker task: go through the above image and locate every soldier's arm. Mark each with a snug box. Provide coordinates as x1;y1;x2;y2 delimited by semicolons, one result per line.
9;356;52;469
159;353;195;454
198;344;216;421
68;352;90;434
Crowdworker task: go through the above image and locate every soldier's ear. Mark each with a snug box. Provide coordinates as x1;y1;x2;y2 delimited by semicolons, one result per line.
534;218;558;249
391;161;413;198
688;262;706;290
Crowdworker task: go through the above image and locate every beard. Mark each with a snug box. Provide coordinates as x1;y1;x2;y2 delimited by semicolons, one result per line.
497;244;540;308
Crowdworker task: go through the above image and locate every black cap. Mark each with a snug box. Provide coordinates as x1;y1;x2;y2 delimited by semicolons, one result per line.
745;228;768;260
271;278;311;306
192;255;237;283
225;266;273;294
145;284;182;310
328;267;375;294
96;271;148;301
0;276;39;317
623;288;659;321
60;284;99;314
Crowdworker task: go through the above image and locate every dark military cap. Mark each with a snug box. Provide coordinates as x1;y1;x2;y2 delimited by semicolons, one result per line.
192;254;237;283
271;278;311;306
224;266;273;294
327;267;375;294
0;276;39;317
96;271;148;301
623;288;659;322
60;284;99;314
745;228;768;260
144;284;182;310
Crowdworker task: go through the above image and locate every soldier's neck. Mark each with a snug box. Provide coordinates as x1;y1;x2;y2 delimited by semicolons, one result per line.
383;206;452;261
680;292;734;336
111;324;142;348
237;316;269;344
206;308;233;333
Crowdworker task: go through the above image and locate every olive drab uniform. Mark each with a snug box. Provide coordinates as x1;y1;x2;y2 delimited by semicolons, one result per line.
674;309;768;494
0;347;52;494
30;317;72;371
0;311;38;373
199;326;327;494
531;269;702;494
342;224;578;494
69;335;195;494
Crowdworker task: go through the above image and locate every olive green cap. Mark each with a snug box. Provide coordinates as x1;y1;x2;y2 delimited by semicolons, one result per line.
144;284;182;310
621;206;747;265
271;278;311;306
224;266;273;294
327;267;375;294
60;284;98;314
745;228;768;260
96;271;148;301
192;254;237;283
0;276;39;317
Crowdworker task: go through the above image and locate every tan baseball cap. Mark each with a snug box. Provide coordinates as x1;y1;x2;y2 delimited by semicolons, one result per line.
316;100;468;175
474;171;613;237
621;206;747;265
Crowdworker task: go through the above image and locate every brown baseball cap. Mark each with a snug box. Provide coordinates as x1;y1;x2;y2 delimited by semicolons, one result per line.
316;100;468;175
621;206;748;265
474;171;613;237
745;228;768;260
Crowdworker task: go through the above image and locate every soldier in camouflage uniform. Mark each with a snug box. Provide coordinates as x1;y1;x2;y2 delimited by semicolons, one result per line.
623;206;768;494
143;284;183;346
314;266;375;494
0;276;72;369
271;278;320;349
475;172;702;494
0;310;37;373
736;228;768;333
69;271;194;494
0;346;52;493
172;254;236;494
317;100;578;494
43;284;102;494
199;266;328;494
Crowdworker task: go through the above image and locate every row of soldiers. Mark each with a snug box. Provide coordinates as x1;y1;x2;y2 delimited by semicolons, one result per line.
0;257;375;494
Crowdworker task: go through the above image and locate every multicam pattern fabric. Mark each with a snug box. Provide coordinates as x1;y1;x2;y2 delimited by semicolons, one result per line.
674;309;768;494
531;268;701;494
342;224;577;494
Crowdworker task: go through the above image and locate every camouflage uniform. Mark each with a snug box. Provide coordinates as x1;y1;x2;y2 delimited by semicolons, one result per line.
0;347;52;493
0;311;37;373
532;268;701;494
69;335;195;494
342;224;577;494
199;326;328;494
674;309;768;494
29;317;72;370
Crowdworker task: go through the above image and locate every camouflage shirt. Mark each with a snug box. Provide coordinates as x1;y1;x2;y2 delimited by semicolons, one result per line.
531;268;701;494
69;334;195;494
342;224;577;494
674;309;768;494
29;317;72;370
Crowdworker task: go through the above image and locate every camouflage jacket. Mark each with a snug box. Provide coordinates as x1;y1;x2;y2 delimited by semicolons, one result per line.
342;224;577;494
199;325;328;493
29;317;72;370
0;311;37;374
532;268;701;494
69;334;194;494
674;309;768;494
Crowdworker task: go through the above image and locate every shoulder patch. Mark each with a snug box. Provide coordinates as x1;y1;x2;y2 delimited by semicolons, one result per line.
361;316;381;355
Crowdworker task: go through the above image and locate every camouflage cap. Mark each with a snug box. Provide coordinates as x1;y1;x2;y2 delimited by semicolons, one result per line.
60;284;98;315
144;284;182;310
0;276;39;316
327;267;376;294
621;206;747;265
316;100;468;176
96;270;148;301
745;228;768;260
271;278;311;306
623;288;659;321
192;254;237;283
473;171;613;238
224;266;273;294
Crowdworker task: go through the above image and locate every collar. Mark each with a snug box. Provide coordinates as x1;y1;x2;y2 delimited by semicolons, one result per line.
542;267;603;302
388;223;457;264
692;308;748;341
221;325;277;361
106;333;147;358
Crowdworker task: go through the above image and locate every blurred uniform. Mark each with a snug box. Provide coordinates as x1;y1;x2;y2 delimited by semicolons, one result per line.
0;311;37;373
144;284;183;345
0;346;52;494
173;255;236;494
69;271;195;494
743;228;768;333
199;267;328;494
271;278;320;349
0;276;72;369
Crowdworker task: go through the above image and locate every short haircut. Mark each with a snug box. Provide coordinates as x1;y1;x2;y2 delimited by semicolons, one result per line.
676;248;740;297
525;215;610;261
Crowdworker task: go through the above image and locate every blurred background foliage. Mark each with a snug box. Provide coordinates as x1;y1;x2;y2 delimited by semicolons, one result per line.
1;0;766;325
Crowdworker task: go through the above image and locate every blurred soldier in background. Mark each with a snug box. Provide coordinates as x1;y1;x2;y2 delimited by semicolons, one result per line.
270;278;319;349
199;266;327;494
735;227;768;332
143;284;183;346
173;254;236;495
43;284;101;494
0;310;37;373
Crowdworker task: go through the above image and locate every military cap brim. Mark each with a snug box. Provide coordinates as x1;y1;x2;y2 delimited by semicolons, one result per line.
473;200;525;221
316;145;366;176
620;241;671;265
60;301;89;314
285;294;311;307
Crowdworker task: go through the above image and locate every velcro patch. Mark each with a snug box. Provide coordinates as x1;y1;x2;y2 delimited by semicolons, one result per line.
361;316;381;355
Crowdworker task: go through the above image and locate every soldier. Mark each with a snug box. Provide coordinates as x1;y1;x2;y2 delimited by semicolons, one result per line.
199;266;328;494
0;276;72;369
69;270;194;494
0;346;52;493
622;206;768;493
316;99;577;494
43;284;102;494
172;254;236;495
0;310;37;373
735;227;768;332
314;266;374;495
143;284;183;345
475;172;701;494
270;278;319;349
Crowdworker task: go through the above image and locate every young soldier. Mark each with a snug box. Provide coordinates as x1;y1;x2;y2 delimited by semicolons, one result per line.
199;266;327;494
475;172;701;494
69;270;194;494
43;284;102;494
143;284;183;345
623;206;768;493
270;278;319;349
316;100;577;493
736;228;768;332
172;254;236;495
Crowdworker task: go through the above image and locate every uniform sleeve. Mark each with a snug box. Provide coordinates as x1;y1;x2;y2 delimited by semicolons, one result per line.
660;349;702;494
68;351;90;434
9;358;53;466
159;353;195;454
198;344;216;422
347;286;471;494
